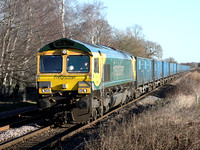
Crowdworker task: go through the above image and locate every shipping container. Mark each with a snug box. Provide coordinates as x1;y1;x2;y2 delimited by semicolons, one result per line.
169;63;173;76
173;63;177;75
162;61;170;78
177;64;180;73
153;60;163;81
136;57;153;86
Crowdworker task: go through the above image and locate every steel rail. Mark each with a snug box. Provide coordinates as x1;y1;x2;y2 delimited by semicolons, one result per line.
0;125;9;132
0;126;51;150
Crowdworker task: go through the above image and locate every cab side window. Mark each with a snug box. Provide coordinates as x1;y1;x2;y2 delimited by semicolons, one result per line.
94;58;99;73
104;64;110;82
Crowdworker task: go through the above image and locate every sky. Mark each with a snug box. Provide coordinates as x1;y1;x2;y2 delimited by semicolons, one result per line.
79;0;200;63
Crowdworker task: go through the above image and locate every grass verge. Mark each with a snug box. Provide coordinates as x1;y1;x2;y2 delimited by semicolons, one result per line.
84;71;200;150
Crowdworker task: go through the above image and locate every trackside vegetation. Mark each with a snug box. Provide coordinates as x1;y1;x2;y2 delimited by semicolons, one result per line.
83;71;200;149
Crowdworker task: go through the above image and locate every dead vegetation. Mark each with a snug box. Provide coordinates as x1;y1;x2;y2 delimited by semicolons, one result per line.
85;72;200;150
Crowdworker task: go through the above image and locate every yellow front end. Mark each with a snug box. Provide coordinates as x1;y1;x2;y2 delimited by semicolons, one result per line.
36;49;92;95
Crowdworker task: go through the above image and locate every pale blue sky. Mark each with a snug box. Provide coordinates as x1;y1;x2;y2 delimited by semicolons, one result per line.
79;0;200;63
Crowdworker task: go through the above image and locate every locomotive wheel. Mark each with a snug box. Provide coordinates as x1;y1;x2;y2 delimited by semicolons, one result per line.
148;86;153;92
39;99;51;108
92;109;97;121
152;83;156;90
135;90;141;99
127;95;132;103
98;105;104;118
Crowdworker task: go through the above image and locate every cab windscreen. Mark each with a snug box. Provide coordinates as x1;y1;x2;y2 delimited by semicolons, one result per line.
40;55;62;73
67;55;90;73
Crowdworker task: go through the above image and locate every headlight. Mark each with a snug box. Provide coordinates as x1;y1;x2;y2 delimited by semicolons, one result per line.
39;88;51;94
78;87;90;94
46;89;50;93
79;89;83;93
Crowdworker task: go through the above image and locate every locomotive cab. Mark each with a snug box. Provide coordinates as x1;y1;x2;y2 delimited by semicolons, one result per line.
36;39;102;123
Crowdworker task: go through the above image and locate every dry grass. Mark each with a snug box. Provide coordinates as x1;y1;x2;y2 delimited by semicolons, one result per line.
84;72;200;150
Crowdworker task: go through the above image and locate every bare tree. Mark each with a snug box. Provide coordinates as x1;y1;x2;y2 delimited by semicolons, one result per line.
113;25;163;59
164;57;177;63
72;1;112;45
113;25;147;57
0;0;61;99
55;0;66;37
61;0;65;37
145;41;163;59
52;0;112;45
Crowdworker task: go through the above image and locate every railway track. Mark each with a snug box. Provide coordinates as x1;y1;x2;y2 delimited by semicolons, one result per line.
0;72;191;149
0;74;183;150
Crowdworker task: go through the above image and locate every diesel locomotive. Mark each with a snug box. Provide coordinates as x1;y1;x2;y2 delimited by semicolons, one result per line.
36;38;190;123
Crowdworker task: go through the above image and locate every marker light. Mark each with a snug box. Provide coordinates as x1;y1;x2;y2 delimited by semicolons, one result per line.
62;84;68;89
62;49;67;55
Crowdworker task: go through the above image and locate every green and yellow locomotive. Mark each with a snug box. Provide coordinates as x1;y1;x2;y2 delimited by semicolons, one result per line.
37;38;136;123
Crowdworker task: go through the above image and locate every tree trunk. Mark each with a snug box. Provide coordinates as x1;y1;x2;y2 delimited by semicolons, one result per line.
61;0;65;38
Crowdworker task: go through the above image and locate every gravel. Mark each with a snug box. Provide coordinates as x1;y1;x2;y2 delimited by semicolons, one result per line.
0;123;40;144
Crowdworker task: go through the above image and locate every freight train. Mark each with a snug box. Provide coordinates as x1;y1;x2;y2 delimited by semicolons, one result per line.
36;38;190;123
